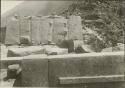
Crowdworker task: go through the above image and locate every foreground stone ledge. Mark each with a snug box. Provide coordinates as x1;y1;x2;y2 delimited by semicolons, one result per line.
0;51;124;68
59;75;125;84
0;51;124;87
1;51;124;60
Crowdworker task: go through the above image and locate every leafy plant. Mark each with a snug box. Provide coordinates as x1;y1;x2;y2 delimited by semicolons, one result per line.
60;1;124;50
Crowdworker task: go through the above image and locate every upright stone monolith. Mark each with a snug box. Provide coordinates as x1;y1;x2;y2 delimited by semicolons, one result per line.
5;16;20;45
68;16;83;40
40;17;53;44
52;16;68;44
31;16;41;45
20;16;31;42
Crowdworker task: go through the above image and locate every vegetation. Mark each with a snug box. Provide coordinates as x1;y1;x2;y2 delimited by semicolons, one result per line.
60;0;124;51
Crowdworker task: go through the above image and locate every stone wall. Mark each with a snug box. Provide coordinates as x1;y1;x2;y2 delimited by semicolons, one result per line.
4;15;83;45
21;52;125;87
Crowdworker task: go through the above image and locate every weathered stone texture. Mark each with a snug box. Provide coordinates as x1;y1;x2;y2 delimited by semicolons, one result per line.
22;57;48;86
48;52;124;87
31;16;41;45
5;18;20;45
68;16;83;40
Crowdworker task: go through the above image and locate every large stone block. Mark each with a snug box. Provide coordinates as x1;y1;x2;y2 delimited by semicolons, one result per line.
7;46;45;57
48;52;124;87
68;16;83;40
44;45;68;55
52;18;68;44
20;17;31;39
5;18;20;45
59;75;124;84
31;16;41;45
40;17;53;44
21;55;48;87
19;52;124;87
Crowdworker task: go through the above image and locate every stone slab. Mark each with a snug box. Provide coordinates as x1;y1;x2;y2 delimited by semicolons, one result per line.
21;56;48;87
68;16;83;40
1;52;124;88
20;17;31;40
7;46;45;57
52;18;68;44
5;18;20;45
31;17;41;45
40;18;53;44
59;75;125;84
48;52;124;87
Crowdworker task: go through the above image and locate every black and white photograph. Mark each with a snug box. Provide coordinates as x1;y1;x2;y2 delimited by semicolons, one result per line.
0;0;125;87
